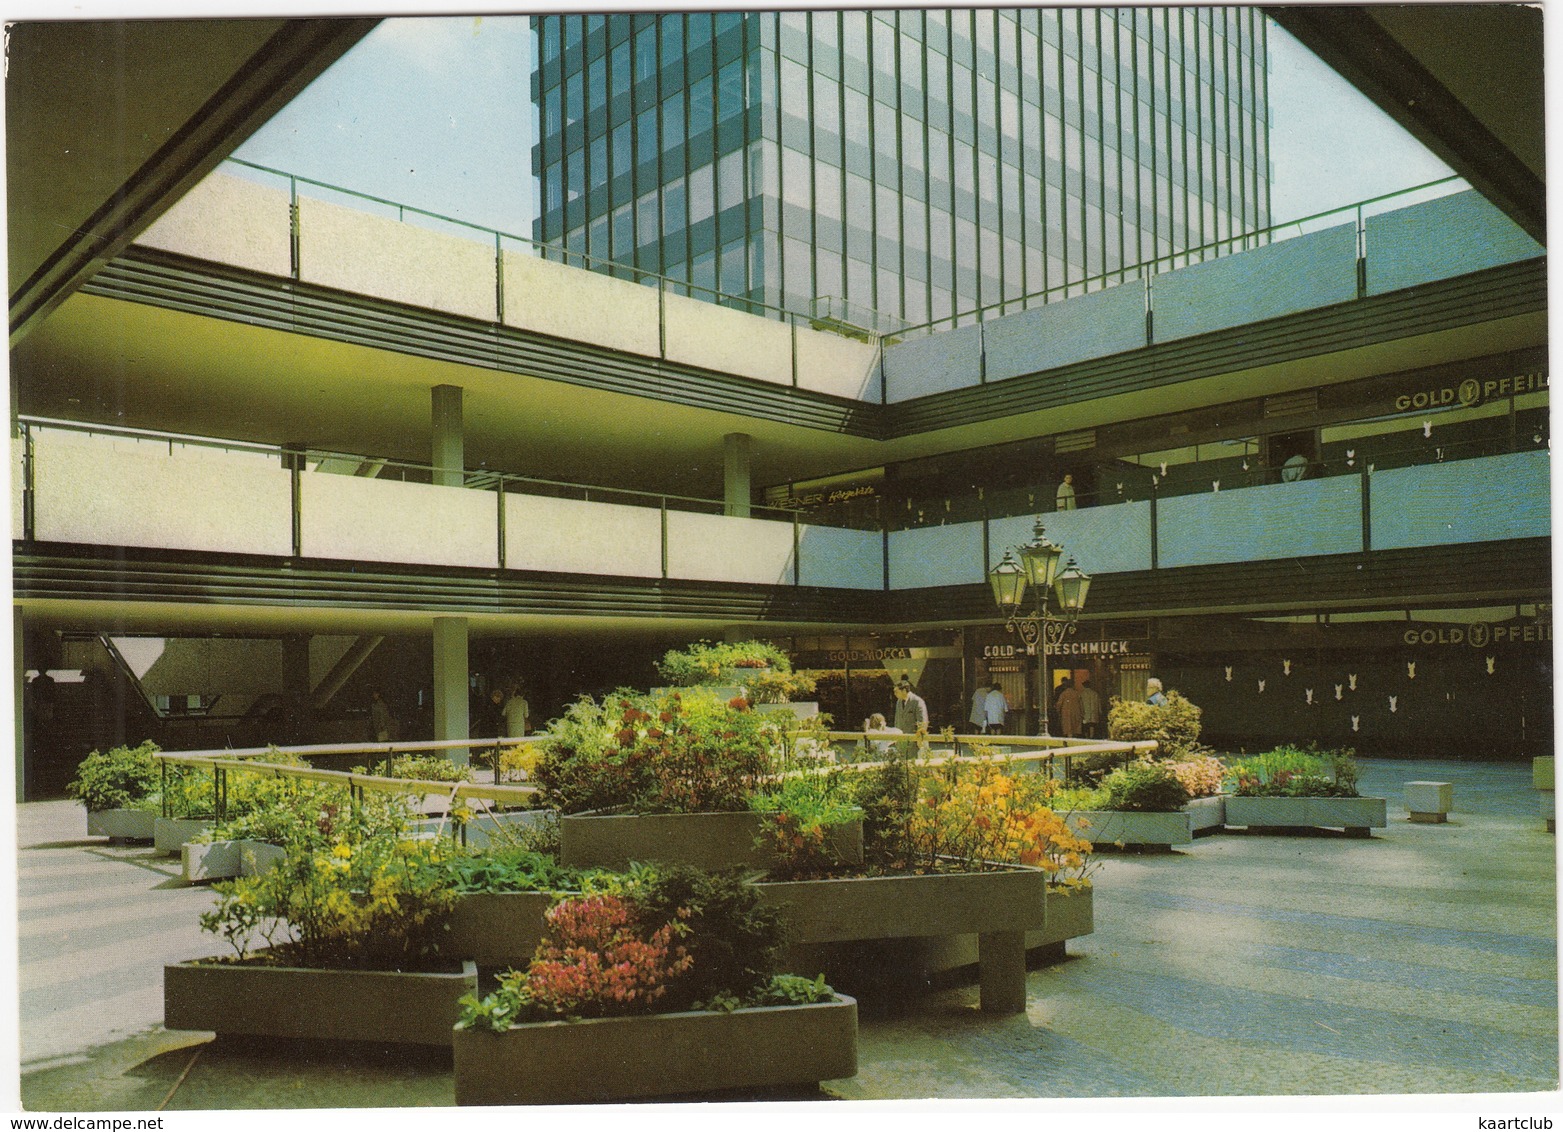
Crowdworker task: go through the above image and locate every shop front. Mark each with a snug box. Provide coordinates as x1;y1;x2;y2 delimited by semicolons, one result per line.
966;623;1152;737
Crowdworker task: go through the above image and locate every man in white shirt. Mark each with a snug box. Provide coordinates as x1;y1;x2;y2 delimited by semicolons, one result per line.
983;685;1009;734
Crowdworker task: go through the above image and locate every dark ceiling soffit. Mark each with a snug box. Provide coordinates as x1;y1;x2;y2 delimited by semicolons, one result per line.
888;258;1546;437
1265;6;1544;245
82;248;891;439
8;18;379;348
15;538;1550;628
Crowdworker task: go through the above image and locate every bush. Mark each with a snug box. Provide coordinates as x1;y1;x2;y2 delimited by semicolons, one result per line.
363;754;474;783
1106;690;1204;757
456;865;806;1030
1100;761;1192;812
744;669;818;705
655;640;793;687
200;806;456;971
66;741;161;812
534;690;782;815
1162;755;1227;799
1227;745;1360;798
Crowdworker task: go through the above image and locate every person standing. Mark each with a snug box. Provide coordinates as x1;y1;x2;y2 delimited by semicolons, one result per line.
1055;677;1083;738
983;683;1010;734
476;686;506;738
1146;677;1167;706
893;680;928;734
502;684;530;737
969;681;990;733
1078;677;1102;739
369;689;394;743
1055;473;1077;511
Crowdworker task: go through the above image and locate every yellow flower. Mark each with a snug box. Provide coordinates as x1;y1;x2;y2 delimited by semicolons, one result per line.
332;843;353;859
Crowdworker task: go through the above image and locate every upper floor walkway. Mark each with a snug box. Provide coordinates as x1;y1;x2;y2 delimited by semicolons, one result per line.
15;416;1549;600
123;163;1543;417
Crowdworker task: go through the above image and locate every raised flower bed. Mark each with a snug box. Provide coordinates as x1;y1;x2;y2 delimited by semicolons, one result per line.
86;808;157;842
1224;747;1385;837
165;957;477;1047
446;890;555;966
70;740;162;842
757;863;1047;1014
154;816;212;856
453;995;857;1105
181;838;285;883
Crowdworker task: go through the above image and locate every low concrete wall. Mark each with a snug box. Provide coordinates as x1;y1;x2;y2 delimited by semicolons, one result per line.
504;493;662;578
32;430;292;557
502;252;661;357
135;169;293;277
300;472;497;569
299;196;495;321
662;290;793;385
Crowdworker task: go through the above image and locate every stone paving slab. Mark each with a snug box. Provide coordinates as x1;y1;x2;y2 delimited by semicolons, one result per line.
12;757;1558;1109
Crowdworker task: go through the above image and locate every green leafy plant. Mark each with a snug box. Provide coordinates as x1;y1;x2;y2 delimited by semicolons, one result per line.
744;669;818;705
1100;760;1192;812
199;802;456;971
66;741;161;812
1227;744;1360;798
360;754;474;783
654;640;793;687
748;750;859;879
1043;784;1111;812
752;972;834;1007
534;690;782;815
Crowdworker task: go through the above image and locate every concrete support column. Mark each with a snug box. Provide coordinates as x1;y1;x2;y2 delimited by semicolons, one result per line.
723;432;752;518
432;385;465;488
432;616;470;766
281;634;312;745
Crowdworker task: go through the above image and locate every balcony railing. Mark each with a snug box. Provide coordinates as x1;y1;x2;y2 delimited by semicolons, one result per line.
15;418;1548;594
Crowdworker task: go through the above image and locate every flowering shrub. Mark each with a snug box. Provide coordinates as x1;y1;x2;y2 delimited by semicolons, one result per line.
854;753;1095;887
367;754;473;783
749;743;858;879
655;640;793;687
1162;755;1226;799
522;894;693;1018
200;809;456;971
535;690;781;815
457;866;802;1030
1227;745;1360;798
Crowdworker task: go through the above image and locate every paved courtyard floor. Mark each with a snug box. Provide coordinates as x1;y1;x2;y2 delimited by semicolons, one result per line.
11;757;1558;1112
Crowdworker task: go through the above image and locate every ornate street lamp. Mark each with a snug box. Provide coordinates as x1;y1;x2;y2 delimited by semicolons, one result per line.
987;518;1092;735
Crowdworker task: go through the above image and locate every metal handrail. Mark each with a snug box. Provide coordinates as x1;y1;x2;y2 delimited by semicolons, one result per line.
893;174;1467;338
224;157;1463;344
227;156;816;329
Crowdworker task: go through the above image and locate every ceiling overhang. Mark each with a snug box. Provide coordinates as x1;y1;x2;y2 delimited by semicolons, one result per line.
5;17;378;345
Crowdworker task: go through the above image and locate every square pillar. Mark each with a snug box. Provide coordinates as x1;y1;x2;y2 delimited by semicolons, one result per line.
432;616;470;766
723;432;751;518
432;385;465;488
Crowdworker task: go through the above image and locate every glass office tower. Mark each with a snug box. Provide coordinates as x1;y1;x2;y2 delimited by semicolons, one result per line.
532;9;1270;332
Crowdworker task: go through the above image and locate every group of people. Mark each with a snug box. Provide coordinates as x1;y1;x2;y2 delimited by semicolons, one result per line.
1050;675;1103;738
476;683;531;739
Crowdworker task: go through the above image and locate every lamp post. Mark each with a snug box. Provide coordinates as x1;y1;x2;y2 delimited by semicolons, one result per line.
988;518;1092;735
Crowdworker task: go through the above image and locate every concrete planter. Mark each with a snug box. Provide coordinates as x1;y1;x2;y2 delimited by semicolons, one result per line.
1184;794;1227;831
1224;795;1387;836
447;891;555;965
759;864;1047;1013
181;839;285;883
1065;809;1192;847
452;995;857;1105
86;808;157;841
408;808;554;849
164;956;478;1047
1033;884;1093;945
560;809;864;871
154;816;212;856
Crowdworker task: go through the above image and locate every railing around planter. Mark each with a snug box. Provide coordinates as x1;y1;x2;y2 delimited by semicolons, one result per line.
821;732;1155;780
154;736;544;844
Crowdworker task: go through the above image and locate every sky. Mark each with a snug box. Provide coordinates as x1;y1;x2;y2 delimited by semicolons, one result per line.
238;10;1459;249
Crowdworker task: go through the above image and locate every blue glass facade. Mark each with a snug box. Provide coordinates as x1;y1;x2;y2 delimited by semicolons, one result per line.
532;8;1270;330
